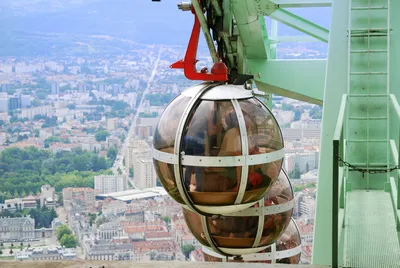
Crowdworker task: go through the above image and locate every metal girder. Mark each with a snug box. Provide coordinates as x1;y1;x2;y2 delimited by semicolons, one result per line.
248;59;326;105
231;0;329;64
269;35;321;43
271;0;332;8
231;0;270;59
312;0;349;265
192;0;219;63
268;8;329;43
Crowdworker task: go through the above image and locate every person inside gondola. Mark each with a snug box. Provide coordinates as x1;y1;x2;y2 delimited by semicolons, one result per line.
182;102;218;192
217;110;242;191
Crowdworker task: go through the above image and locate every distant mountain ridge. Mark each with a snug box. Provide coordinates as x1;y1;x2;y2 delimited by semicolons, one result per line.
0;0;331;56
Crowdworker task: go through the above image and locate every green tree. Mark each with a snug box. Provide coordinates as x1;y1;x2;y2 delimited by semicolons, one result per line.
289;163;301;179
96;216;106;227
117;167;122;175
10;116;18;123
107;147;117;162
129;168;134;178
88;213;97;227
67;104;76;110
0;147;112;195
95;130;110;142
27;207;57;228
282;103;293;111
56;225;72;241
9;249;13;254
294;110;302;121
31;99;41;107
34;129;40;137
0;249;2;255
162;216;171;225
44;136;69;148
36;91;47;100
181;244;196;259
60;234;77;248
149;250;156;260
310;105;322;119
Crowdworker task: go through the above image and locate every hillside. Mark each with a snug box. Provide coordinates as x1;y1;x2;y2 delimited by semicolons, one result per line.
0;0;331;56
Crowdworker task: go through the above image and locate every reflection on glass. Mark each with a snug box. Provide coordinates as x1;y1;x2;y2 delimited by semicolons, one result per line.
183;166;240;206
153;95;191;151
153;160;183;204
239;98;284;203
182;208;259;249
259;209;292;247
239;98;284;154
258;170;293;246
203;252;222;262
182;100;240;157
208;215;259;248
242;160;283;203
182;170;293;250
274;219;301;264
181;100;245;206
183;208;209;246
154;96;285;208
202;220;301;264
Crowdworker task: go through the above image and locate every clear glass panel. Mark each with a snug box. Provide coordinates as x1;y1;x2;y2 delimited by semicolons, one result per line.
203;252;222;262
203;220;300;264
239;98;283;153
259;209;292;246
207;215;259;248
252;219;301;264
183;171;293;251
183;208;209;247
153;95;191;151
183;166;240;206
266;169;294;202
183;208;259;249
275;219;301;264
182;100;241;157
258;171;293;247
241;161;283;203
153;160;183;204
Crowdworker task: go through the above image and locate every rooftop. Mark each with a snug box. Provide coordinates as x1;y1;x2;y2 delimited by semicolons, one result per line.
0;261;329;268
96;187;168;202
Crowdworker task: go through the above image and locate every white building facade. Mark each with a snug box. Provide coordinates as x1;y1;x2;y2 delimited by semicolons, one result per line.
94;175;128;194
135;158;157;189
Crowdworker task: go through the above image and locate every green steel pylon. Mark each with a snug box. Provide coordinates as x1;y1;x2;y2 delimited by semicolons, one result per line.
170;0;400;266
313;0;400;267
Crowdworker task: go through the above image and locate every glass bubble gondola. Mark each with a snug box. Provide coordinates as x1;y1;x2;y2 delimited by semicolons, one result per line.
153;83;284;215
182;169;294;256
202;218;301;264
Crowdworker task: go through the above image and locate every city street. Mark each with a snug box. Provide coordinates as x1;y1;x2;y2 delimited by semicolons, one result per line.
112;48;163;188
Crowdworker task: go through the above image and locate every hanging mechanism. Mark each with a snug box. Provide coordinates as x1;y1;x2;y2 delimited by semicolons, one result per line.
171;1;228;82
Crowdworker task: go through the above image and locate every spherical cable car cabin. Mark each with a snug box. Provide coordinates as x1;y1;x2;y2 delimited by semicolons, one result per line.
182;169;294;256
152;83;285;215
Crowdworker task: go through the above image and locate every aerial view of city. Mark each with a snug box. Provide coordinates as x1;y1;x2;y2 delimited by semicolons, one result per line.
0;0;331;266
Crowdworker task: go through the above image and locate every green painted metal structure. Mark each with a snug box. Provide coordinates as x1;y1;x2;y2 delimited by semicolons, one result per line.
190;0;400;266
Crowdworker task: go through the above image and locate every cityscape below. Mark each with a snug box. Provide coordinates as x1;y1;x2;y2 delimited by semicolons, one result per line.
0;1;328;264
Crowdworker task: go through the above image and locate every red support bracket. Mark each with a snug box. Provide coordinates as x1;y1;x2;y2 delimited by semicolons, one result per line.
170;5;228;82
